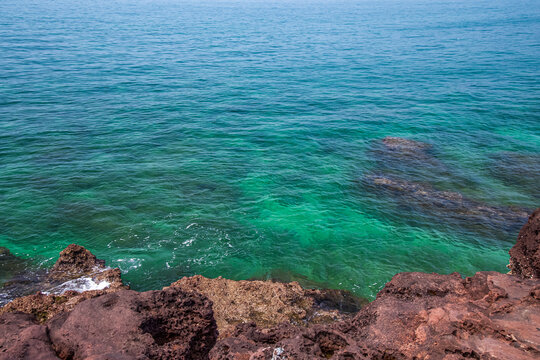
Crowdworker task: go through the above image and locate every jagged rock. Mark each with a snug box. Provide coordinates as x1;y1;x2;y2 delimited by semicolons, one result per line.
509;208;540;279
47;287;217;360
212;271;540;359
168;275;363;338
48;244;107;281
1;245;126;321
0;312;57;360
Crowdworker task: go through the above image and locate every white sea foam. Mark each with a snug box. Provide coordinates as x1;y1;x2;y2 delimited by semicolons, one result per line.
44;277;111;295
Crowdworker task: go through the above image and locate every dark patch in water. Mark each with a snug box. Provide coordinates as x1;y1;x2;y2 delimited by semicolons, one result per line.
0;248;47;306
488;152;540;201
362;174;530;236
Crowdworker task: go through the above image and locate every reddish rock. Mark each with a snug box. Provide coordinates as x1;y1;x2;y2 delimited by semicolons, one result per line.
509;208;540;279
47;287;217;360
48;244;107;281
211;271;540;359
0;312;57;360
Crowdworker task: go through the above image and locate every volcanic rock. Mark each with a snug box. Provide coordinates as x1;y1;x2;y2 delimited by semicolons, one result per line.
0;312;57;360
168;275;363;338
212;271;540;359
47;287;217;360
48;244;107;281
509;208;540;279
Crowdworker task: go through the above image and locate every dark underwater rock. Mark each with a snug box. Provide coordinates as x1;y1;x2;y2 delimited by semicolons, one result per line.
509;208;540;279
363;174;530;233
0;248;47;307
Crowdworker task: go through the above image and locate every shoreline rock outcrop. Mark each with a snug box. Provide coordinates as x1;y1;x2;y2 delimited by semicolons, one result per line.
0;208;539;359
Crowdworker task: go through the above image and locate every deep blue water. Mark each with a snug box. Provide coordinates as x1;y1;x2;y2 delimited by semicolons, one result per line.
0;0;539;301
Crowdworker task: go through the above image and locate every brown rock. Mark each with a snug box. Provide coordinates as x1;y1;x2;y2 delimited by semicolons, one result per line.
47;287;217;360
0;312;58;360
509;208;540;279
48;244;107;281
168;275;362;338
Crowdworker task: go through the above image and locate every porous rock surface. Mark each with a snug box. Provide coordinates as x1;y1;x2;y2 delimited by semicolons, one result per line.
168;275;364;338
509;208;540;279
0;244;126;322
210;271;540;359
48;287;217;360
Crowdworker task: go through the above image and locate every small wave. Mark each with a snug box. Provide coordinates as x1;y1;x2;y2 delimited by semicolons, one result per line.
44;277;111;295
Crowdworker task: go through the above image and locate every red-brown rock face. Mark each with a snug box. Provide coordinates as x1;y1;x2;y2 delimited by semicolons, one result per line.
47;287;217;360
509;208;540;279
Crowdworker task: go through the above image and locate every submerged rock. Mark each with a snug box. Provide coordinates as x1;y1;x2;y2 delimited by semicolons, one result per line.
509;208;540;279
364;174;530;232
168;275;364;338
381;136;432;157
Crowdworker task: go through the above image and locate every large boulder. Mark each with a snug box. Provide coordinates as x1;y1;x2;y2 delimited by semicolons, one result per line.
509;208;540;279
47;287;217;360
0;312;58;360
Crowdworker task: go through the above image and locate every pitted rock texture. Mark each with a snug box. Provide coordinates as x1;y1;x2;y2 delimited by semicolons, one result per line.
0;312;57;360
48;244;107;281
509;208;540;279
48;287;217;360
168;275;364;338
211;271;540;359
1;245;126;322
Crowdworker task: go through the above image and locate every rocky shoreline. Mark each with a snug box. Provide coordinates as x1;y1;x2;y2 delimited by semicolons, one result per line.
0;208;538;359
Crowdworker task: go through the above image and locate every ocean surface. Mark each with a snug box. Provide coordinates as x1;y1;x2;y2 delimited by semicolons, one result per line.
1;0;539;302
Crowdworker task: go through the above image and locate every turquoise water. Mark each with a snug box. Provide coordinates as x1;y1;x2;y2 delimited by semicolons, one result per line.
0;0;539;300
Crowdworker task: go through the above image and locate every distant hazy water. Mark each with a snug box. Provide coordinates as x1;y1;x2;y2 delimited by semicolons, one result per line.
0;0;539;300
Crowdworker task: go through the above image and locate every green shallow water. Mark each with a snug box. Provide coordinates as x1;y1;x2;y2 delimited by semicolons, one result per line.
0;0;539;301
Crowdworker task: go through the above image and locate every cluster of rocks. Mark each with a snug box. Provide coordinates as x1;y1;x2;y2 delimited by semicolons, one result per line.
1;207;539;359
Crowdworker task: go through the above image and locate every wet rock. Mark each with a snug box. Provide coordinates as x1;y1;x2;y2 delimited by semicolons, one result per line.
48;244;107;281
168;275;362;338
47;287;217;360
0;312;58;360
1;246;126;320
509;208;540;279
